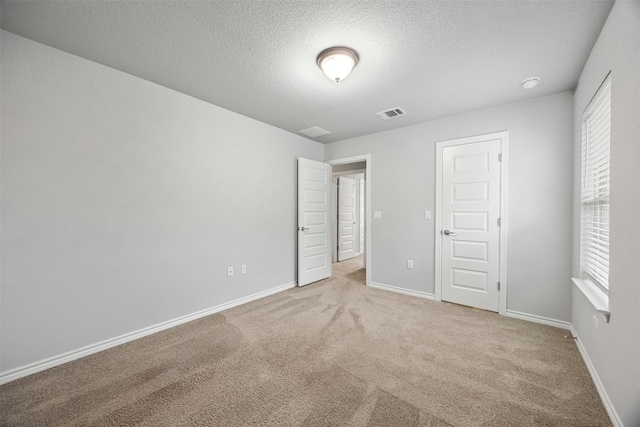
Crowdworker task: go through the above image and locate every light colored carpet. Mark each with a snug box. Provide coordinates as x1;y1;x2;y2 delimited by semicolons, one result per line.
0;255;610;426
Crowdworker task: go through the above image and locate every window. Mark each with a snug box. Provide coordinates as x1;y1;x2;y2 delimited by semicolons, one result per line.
580;75;611;290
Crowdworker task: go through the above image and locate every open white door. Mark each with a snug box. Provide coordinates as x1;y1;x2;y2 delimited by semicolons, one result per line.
298;158;332;286
440;137;502;312
338;176;357;261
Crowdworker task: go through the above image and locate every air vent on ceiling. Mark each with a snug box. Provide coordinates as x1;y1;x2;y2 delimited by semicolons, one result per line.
376;107;407;120
299;126;330;138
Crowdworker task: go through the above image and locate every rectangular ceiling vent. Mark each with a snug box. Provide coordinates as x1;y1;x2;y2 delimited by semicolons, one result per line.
376;107;407;120
299;126;330;138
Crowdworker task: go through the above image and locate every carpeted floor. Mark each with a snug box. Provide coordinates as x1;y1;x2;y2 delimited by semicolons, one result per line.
0;255;610;426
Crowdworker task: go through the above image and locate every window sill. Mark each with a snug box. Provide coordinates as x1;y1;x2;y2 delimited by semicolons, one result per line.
572;278;610;322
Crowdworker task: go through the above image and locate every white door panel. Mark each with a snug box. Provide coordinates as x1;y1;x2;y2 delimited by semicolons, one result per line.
298;158;332;286
441;138;501;311
451;240;488;262
338;176;357;261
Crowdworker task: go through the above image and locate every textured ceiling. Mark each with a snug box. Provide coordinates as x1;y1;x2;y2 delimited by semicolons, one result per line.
1;1;614;143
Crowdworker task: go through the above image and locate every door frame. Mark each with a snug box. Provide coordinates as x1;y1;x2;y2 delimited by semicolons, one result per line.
327;154;371;286
434;132;509;315
357;174;366;255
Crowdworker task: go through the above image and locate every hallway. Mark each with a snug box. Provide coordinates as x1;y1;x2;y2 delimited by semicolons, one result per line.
332;254;365;285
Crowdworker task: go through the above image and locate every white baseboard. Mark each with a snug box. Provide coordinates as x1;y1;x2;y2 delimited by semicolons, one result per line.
505;310;572;330
369;282;435;300
570;326;623;427
0;281;296;385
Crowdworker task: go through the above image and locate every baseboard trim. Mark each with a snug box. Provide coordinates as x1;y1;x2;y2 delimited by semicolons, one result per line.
570;326;623;427
0;281;296;385
369;282;435;300
505;310;572;330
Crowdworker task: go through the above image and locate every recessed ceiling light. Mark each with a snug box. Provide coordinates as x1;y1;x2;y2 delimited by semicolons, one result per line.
520;77;540;89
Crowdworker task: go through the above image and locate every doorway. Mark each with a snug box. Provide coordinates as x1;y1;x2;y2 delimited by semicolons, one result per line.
327;155;372;286
335;171;365;264
435;132;508;314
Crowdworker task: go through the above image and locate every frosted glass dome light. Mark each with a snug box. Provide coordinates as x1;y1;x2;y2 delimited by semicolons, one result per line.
316;47;359;83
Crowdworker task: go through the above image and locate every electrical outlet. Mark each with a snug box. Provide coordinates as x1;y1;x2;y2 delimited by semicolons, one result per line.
241;264;246;275
227;266;233;277
407;260;413;269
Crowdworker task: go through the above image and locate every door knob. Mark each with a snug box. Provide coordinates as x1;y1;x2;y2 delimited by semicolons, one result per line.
300;226;309;231
443;229;456;236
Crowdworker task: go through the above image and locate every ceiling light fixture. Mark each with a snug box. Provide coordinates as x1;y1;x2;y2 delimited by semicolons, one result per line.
316;46;359;83
520;77;540;89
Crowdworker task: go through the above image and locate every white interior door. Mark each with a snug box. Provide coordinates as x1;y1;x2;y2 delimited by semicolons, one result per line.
298;158;332;286
441;138;501;311
338;176;357;261
359;178;365;254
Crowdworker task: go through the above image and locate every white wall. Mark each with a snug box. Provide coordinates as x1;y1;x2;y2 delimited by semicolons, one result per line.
571;1;640;425
332;161;366;173
326;92;574;322
0;31;324;374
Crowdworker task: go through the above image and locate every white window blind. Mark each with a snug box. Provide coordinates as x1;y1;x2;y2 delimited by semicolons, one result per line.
581;76;611;290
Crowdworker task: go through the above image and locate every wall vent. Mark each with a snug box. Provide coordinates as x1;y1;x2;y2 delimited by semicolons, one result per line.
376;107;407;120
299;126;330;137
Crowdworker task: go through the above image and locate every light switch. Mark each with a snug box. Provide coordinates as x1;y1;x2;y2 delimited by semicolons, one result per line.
374;211;382;219
424;210;431;220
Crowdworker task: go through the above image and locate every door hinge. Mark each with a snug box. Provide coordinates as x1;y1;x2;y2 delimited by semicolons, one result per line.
498;281;501;291
497;218;501;226
498;153;502;162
